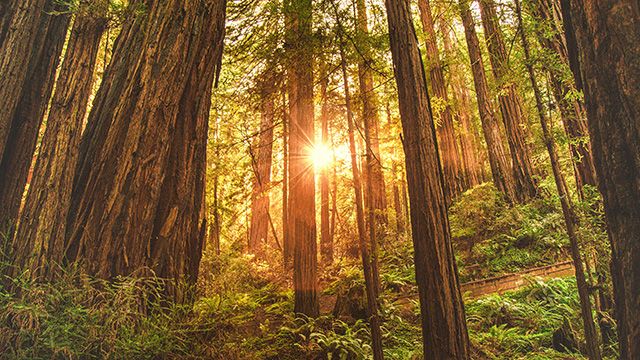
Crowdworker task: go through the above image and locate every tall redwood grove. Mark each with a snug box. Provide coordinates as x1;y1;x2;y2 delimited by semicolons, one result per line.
384;0;471;357
479;0;537;202
562;0;640;357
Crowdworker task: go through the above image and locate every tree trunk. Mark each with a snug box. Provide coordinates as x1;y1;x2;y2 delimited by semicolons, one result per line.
282;91;292;268
384;0;471;357
65;0;227;302
459;0;515;201
319;62;333;265
561;0;640;357
529;0;596;198
418;0;464;200
248;82;275;257
478;0;537;203
515;2;601;357
12;8;107;279
441;20;483;189
356;0;388;228
285;0;318;317
0;0;70;232
338;34;384;360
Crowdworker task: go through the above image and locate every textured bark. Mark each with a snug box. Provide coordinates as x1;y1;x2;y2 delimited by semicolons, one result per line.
249;86;275;256
65;0;226;302
529;0;596;196
319;63;333;264
478;0;537;202
12;9;107;279
0;0;70;231
282;91;292;268
338;38;384;360
441;19;484;189
356;0;387;227
384;0;471;357
515;2;601;357
285;0;318;317
561;0;640;357
459;0;515;201
418;0;464;200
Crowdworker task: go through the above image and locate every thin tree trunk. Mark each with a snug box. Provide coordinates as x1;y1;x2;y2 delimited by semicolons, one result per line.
384;0;470;357
12;7;107;279
282;91;292;268
561;0;640;357
285;0;318;317
418;0;464;200
249;81;276;256
338;34;384;360
0;0;70;232
515;2;601;358
459;0;515;201
65;0;226;302
319;60;333;264
529;0;596;198
478;0;537;203
356;0;388;229
388;106;406;237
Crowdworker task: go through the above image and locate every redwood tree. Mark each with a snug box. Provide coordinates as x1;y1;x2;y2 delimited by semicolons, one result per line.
459;0;515;201
65;0;227;302
478;0;537;202
12;3;108;278
285;0;319;317
418;0;464;200
384;0;470;357
562;0;640;356
0;0;70;231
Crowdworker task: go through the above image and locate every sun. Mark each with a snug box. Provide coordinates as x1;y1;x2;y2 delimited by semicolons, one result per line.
309;143;334;170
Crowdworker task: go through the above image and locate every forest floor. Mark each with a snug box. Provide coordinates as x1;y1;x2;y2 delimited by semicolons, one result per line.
0;183;617;359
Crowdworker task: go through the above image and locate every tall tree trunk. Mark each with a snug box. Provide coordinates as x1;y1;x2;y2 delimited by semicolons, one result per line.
285;0;318;317
384;0;471;357
529;0;596;197
338;34;384;360
441;20;483;189
319;62;333;264
561;0;640;357
0;0;70;232
65;0;227;302
478;0;537;203
459;0;515;201
282;91;292;268
418;0;464;200
356;0;388;228
515;2;601;357
388;106;406;237
12;7;107;279
249;82;275;257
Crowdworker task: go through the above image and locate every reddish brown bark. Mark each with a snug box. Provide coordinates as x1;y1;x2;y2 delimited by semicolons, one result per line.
13;8;107;279
65;0;226;302
0;0;70;231
384;0;470;357
418;0;464;200
285;0;318;317
479;0;537;203
562;0;640;357
459;0;515;201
